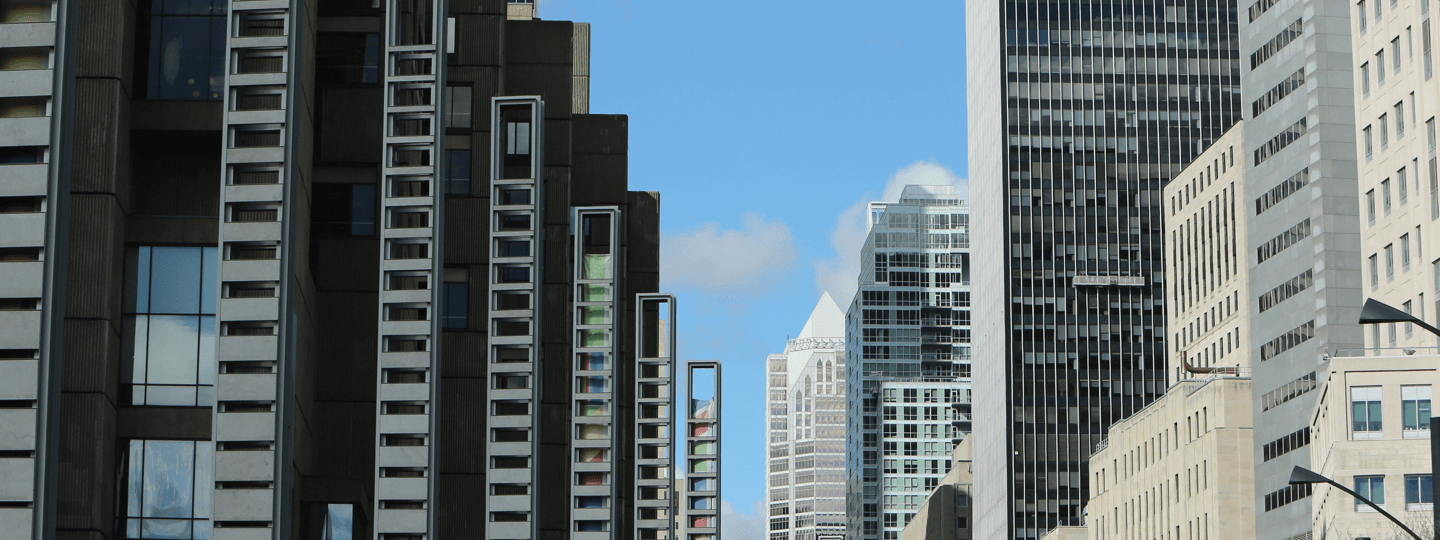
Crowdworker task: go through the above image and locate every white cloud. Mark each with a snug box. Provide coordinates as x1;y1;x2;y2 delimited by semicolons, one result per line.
721;499;767;540
813;160;967;306
662;212;798;295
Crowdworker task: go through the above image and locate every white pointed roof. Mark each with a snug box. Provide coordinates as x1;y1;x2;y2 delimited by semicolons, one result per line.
797;292;845;340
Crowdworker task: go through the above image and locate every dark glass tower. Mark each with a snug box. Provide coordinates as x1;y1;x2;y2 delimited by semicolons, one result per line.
966;1;1243;539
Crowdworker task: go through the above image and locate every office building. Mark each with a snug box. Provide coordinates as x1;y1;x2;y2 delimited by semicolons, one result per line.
1307;353;1436;540
844;185;972;540
1238;0;1366;534
898;438;974;540
0;1;675;540
966;0;1244;536
765;294;847;540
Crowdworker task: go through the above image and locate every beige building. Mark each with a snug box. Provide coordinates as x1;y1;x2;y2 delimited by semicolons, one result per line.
1077;131;1257;540
1350;0;1440;349
900;438;974;540
1308;353;1437;540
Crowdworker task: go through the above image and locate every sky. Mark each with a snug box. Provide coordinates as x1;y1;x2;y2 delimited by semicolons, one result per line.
540;1;969;537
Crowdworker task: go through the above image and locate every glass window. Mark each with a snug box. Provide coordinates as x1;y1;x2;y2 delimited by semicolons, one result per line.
1405;300;1415;337
120;440;214;539
1403;385;1432;434
1384;179;1393;212
1379;51;1388;84
1355;475;1386;507
1403;234;1412;271
1406;475;1433;505
125;247;218;406
1398;102;1407;139
311;503;354;540
445;150;470;195
445;86;472;129
1363;62;1372;94
1395;37;1404;72
312;184;377;236
1430;118;1437;153
315;33;380;85
1426;20;1434;79
1360;1;1369;32
1387;244;1396;278
1366;126;1374;158
442;267;467;330
1353;386;1384;438
1368;189;1377;224
144;0;226;100
1400;166;1409;204
1382;114;1391;147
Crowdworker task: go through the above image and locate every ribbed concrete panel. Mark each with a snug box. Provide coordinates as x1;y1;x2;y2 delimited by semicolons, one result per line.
61;195;121;319
209;0;308;538
372;1;449;538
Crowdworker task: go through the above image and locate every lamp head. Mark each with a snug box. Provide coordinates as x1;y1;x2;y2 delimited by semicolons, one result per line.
1289;466;1330;485
1359;298;1421;325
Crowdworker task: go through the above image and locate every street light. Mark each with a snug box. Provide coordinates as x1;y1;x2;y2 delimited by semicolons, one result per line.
1288;466;1424;540
1357;298;1440;539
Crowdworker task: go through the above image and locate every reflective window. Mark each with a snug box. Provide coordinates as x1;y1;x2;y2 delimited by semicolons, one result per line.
1355;475;1386;507
442;267;468;330
1352;386;1383;439
1403;385;1432;434
309;503;354;540
445;86;472;129
125;246;218;406
119;440;214;539
144;0;226;100
445;150;470;195
1406;475;1433;504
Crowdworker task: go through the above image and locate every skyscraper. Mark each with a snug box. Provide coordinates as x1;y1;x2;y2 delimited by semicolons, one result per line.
844;185;972;540
766;294;847;540
0;1;675;539
966;1;1243;538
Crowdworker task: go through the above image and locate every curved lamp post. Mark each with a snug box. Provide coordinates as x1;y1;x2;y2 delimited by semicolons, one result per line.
1357;298;1440;539
1289;466;1424;540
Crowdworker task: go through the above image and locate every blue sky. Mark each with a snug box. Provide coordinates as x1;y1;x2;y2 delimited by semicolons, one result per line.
541;0;968;535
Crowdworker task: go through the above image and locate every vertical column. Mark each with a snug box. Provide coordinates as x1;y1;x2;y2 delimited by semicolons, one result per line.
210;0;306;538
0;0;74;537
634;295;676;540
374;0;447;539
572;208;621;537
486;96;544;539
685;362;720;540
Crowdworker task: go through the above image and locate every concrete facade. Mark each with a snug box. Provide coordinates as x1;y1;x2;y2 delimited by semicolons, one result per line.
0;1;671;540
1308;353;1437;540
898;438;974;540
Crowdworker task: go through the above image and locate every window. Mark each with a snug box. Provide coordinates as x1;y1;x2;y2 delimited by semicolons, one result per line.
1360;1;1369;33
1397;102;1407;139
120;440;214;539
312;184;377;236
1430;118;1437;152
1426;20;1434;79
125;247;218;407
1395;37;1404;72
1379;50;1388;85
1377;0;1383;22
1404;386;1432;436
445;150;471;195
1362;62;1372;95
1406;475;1433;507
1400;166;1409;204
1403;234;1412;271
1387;244;1396;278
143;0;226;100
1353;386;1383;439
442;267;468;330
1366;125;1375;159
311;504;354;540
315;33;380;85
1384;178;1393;213
1371;255;1380;288
445;85;472;129
1368;189;1378;224
1381;114;1390;147
1355;475;1386;508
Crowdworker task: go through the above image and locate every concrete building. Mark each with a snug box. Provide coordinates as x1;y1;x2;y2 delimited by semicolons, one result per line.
1308;353;1437;540
1237;0;1368;535
898;438;974;540
964;0;1244;537
844;185;972;540
0;1;675;540
766;294;847;540
1348;0;1440;354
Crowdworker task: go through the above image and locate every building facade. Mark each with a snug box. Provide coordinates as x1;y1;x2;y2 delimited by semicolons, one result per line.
1239;0;1366;533
0;2;676;540
899;438;974;540
766;294;847;540
844;185;972;540
1308;353;1436;540
965;0;1244;537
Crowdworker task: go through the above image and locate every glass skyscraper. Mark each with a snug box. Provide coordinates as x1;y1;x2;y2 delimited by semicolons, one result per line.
965;1;1243;538
843;185;972;540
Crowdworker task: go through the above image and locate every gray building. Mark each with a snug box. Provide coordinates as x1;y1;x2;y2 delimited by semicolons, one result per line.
965;0;1243;538
0;1;676;540
1237;0;1364;536
844;185;972;540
